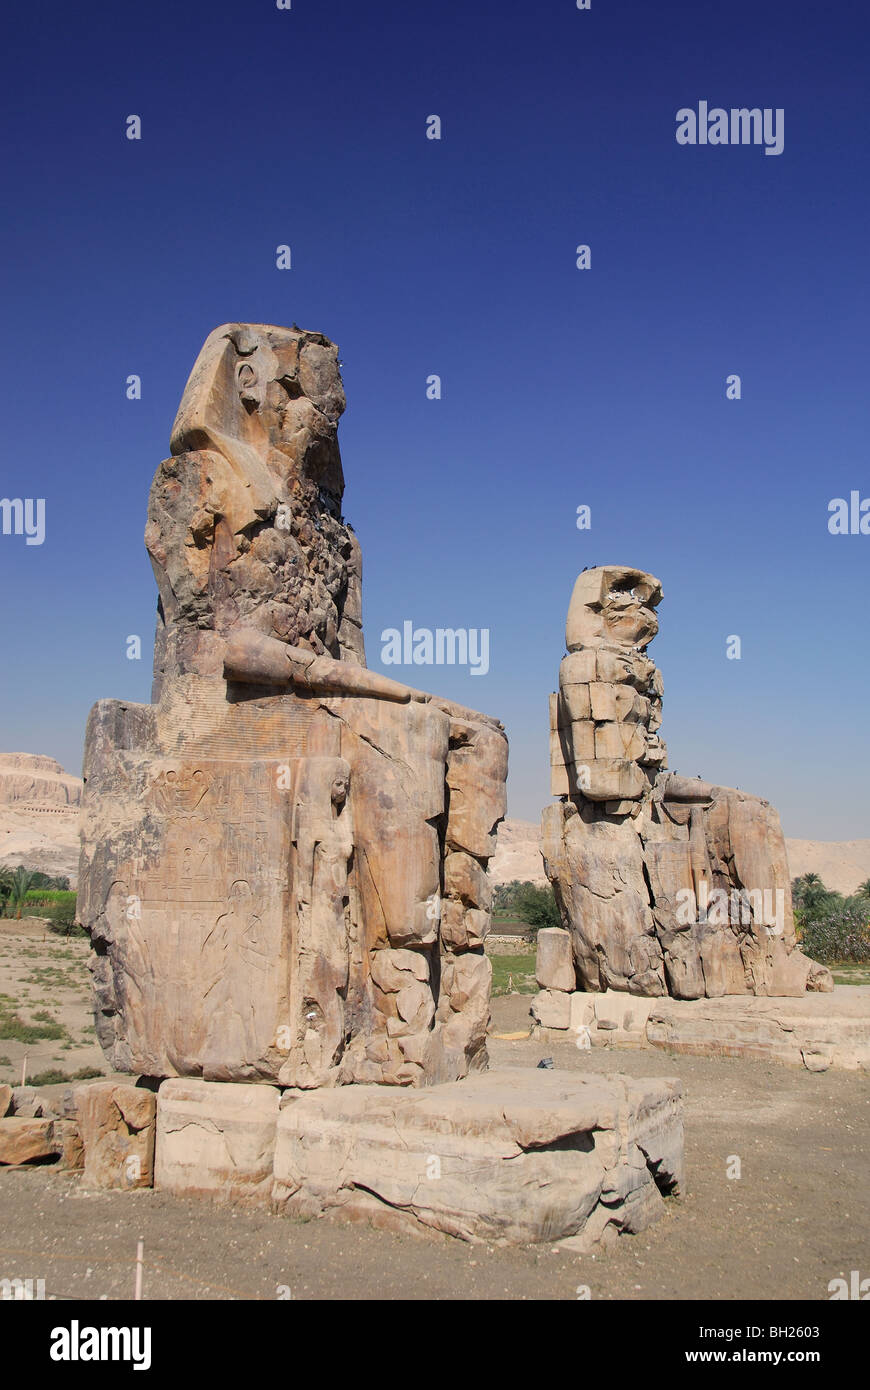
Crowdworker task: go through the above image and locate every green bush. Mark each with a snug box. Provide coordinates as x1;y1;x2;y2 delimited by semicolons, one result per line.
19;896;81;932
792;872;870;964
797;908;870;965
24;889;76;906
0;1002;68;1043
492;880;560;934
47;917;87;937
24;1066;104;1087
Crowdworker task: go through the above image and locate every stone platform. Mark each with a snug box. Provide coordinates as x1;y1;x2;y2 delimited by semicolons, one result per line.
531;985;870;1073
153;1069;684;1248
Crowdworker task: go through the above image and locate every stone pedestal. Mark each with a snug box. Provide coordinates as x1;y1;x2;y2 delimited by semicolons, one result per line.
271;1068;683;1247
154;1079;280;1205
149;1070;685;1248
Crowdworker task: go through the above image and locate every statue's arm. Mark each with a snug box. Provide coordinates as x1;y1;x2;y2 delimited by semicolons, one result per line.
223;627;426;702
223;626;504;729
661;773;717;803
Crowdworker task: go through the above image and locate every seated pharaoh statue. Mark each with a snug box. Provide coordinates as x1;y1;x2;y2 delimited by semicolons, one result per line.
78;323;507;1087
543;566;832;999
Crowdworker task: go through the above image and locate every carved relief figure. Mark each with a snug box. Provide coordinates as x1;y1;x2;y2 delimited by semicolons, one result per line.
284;758;355;1087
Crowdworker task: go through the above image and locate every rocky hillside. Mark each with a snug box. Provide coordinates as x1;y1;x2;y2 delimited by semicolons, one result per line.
0;753;82;886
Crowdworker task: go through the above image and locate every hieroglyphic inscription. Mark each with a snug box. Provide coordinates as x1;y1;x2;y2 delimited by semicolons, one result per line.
115;758;297;1073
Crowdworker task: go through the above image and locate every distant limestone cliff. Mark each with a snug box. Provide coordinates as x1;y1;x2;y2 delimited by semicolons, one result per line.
0;752;82;885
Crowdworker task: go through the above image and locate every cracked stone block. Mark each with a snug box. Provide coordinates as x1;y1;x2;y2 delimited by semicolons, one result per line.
646;993;870;1070
272;1068;683;1247
531;988;571;1029
154;1078;279;1206
0;1118;57;1165
74;1081;156;1189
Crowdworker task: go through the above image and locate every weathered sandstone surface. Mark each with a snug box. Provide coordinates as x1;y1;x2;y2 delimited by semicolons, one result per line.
541;569;832;999
146;1070;684;1247
272;1068;683;1246
77;323;508;1087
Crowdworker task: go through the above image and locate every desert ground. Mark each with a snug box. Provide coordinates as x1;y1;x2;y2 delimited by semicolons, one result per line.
0;925;867;1301
0;921;102;1086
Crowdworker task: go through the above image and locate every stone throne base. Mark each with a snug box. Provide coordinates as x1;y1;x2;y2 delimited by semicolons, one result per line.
78;678;505;1089
531;980;870;1074
154;1069;684;1248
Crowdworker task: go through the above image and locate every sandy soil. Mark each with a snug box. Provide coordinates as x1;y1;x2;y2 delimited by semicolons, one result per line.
0;921;104;1086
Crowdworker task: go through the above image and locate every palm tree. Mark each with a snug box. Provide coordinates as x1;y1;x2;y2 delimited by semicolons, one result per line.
0;869;13;917
7;866;34;920
792;872;828;912
854;878;870;900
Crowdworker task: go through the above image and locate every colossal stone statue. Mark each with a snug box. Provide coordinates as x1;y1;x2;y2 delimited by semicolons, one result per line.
78;323;507;1086
543;566;832;999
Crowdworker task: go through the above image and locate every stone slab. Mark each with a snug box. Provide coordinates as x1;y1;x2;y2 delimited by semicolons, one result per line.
0;1118;57;1165
154;1078;280;1205
272;1068;683;1247
535;927;575;991
646;986;870;1073
531;987;572;1030
533;985;870;1072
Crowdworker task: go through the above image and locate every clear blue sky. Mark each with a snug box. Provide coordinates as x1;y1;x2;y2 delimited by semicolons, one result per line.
1;0;867;837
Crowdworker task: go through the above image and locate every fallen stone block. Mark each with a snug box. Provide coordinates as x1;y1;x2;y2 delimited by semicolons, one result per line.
0;1118;57;1165
155;1079;279;1206
10;1082;79;1120
272;1067;683;1247
0;1084;11;1118
531;988;572;1029
74;1081;156;1189
537;989;657;1043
